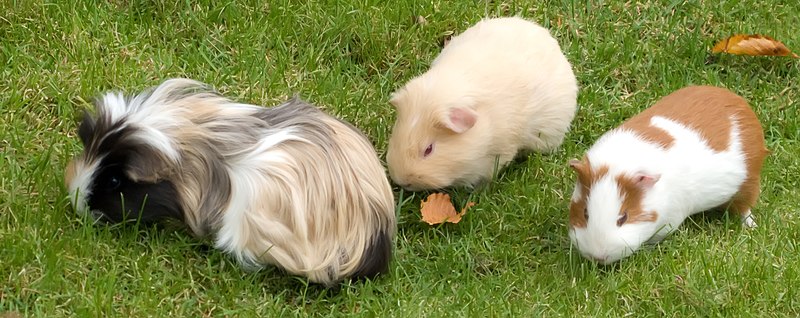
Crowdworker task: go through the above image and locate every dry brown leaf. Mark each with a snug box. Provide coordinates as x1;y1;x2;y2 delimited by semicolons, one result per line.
420;193;475;225
712;34;799;58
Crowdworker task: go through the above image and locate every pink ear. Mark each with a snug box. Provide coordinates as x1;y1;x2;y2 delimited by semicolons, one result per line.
389;93;402;109
442;107;478;133
568;159;582;171
633;172;660;189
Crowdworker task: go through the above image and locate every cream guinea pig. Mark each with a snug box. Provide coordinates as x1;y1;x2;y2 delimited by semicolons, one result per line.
65;78;397;286
568;86;767;264
386;17;578;190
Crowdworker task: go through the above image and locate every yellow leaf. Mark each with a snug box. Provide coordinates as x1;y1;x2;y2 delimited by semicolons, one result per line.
712;34;799;58
420;193;475;225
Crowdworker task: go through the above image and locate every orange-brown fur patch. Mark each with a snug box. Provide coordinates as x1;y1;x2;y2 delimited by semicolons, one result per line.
620;86;738;151
569;158;608;228
620;86;767;215
615;174;658;224
721;95;768;216
620;118;675;149
568;200;588;229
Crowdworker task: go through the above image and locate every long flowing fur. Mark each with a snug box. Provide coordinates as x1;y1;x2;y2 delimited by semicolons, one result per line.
66;78;397;285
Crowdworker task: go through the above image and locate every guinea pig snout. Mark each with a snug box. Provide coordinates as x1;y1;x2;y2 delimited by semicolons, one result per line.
396;182;415;191
397;181;422;191
573;237;616;265
389;172;422;190
74;205;108;224
392;174;439;191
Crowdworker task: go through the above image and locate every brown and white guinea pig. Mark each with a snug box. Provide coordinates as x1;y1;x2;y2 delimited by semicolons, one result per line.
64;78;397;286
568;86;768;264
386;17;578;190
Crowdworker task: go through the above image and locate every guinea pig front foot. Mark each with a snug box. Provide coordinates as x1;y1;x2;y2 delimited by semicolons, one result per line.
741;210;757;228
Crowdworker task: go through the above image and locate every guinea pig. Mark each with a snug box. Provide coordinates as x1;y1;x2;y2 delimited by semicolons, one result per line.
386;17;578;190
568;86;767;264
64;78;397;286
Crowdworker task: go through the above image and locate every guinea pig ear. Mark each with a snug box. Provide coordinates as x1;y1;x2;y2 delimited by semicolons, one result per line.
77;110;96;146
569;158;592;186
633;172;660;189
568;159;583;171
569;158;591;176
440;106;478;134
388;91;403;109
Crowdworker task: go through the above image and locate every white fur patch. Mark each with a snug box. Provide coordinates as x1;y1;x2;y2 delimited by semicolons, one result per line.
742;210;757;228
100;93;129;124
67;159;101;218
570;182;582;203
97;81;199;162
214;128;307;266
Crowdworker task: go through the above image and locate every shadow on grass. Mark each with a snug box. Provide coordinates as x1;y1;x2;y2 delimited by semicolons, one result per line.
706;54;798;79
69;213;395;304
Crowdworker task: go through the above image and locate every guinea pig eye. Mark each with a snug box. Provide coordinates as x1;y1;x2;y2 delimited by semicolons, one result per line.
107;174;123;190
583;207;588;221
423;143;434;158
616;212;628;227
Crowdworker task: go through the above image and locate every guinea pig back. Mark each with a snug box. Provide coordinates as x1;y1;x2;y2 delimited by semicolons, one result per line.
65;78;396;286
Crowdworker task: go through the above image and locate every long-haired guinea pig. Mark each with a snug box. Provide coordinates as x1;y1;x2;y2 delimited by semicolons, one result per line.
64;78;397;286
568;86;767;264
386;17;578;190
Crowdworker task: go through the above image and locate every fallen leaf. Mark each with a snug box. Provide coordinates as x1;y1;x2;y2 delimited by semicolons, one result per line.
420;193;475;225
712;34;799;58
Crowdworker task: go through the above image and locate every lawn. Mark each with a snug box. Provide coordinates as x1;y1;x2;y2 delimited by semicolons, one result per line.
1;0;799;316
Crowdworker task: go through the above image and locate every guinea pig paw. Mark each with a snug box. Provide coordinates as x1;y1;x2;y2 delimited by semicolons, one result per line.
741;212;758;228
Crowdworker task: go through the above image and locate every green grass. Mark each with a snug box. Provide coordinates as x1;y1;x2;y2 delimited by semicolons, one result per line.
2;0;799;316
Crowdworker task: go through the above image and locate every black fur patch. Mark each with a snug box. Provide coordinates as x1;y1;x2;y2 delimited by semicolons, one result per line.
84;124;184;224
77;110;95;146
86;156;183;224
350;230;392;281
